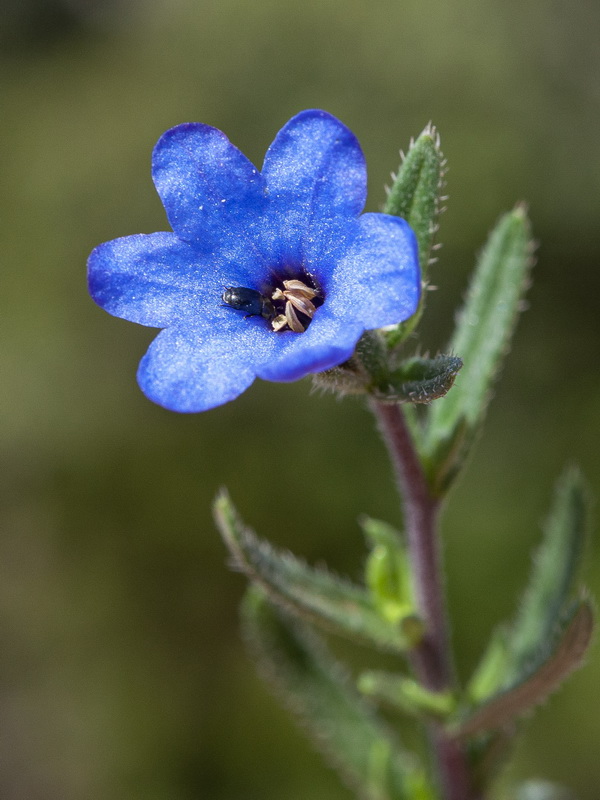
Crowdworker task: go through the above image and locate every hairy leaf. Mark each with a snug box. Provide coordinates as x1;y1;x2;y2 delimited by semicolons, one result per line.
467;468;589;702
214;490;414;652
242;587;434;800
421;206;534;494
506;467;588;680
456;600;593;738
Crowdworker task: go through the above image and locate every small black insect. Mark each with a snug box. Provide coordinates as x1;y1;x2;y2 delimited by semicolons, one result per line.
221;287;275;320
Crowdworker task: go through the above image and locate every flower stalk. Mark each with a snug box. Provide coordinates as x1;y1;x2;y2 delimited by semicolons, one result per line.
370;399;474;800
371;400;450;690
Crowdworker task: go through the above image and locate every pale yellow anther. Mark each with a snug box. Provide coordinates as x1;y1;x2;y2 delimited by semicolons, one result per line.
286;292;316;318
282;279;318;299
285;301;305;332
271;314;288;331
269;278;320;332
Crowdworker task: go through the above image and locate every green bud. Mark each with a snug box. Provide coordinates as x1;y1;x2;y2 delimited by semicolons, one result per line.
383;123;446;347
361;517;414;622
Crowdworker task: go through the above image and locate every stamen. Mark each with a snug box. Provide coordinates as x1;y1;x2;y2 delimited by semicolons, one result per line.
272;314;288;331
285;291;316;318
269;277;320;332
285;301;305;333
282;279;318;299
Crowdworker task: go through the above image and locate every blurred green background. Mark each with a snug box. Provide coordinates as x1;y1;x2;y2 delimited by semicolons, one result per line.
1;0;598;798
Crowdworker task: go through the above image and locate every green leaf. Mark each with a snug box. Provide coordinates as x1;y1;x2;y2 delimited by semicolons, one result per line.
214;490;415;652
506;467;588;681
466;626;511;705
420;206;534;494
358;670;455;720
242;586;435;800
455;599;593;738
382;123;446;346
369;355;463;404
467;467;590;703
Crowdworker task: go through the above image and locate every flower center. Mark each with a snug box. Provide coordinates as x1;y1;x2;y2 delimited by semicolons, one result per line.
221;276;322;333
270;279;320;333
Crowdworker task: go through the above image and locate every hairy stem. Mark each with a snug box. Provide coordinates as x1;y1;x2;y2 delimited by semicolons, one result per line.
370;400;474;800
371;400;450;688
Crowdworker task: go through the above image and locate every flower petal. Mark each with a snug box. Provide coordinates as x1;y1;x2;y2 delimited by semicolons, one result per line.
260;110;366;266
88;231;261;328
137;313;278;412
152;123;269;266
88;232;199;327
328;213;420;329
256;307;362;383
88;232;270;328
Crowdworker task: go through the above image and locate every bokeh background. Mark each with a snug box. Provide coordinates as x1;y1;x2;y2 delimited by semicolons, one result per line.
1;0;599;798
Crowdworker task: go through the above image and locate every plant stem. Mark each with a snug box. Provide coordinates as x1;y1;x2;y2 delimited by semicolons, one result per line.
371;399;450;689
370;399;474;800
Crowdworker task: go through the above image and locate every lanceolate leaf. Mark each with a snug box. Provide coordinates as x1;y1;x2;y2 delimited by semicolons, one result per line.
383;124;446;346
505;467;588;682
467;467;589;703
420;206;534;495
242;587;434;800
214;490;413;652
455;600;593;738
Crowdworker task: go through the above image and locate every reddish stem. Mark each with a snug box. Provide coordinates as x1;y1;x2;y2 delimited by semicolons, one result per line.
370;400;474;800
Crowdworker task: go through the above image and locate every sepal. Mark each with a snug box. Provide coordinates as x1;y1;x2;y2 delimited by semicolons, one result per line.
369;355;462;404
419;206;534;495
383;124;446;346
241;586;435;800
312;344;462;407
214;490;417;652
311;359;371;395
311;331;387;396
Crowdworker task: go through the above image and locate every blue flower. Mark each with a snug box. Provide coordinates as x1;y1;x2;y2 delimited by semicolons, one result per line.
88;110;420;412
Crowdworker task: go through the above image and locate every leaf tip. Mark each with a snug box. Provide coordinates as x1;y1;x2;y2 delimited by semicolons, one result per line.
419;120;441;147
